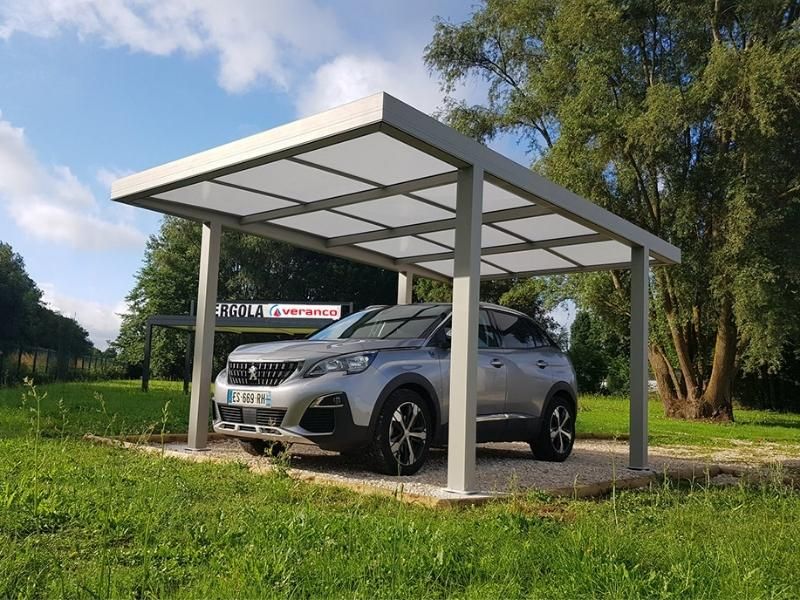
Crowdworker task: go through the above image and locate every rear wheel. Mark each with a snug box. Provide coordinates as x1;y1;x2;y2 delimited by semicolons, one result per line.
237;439;288;458
531;396;575;462
367;389;432;475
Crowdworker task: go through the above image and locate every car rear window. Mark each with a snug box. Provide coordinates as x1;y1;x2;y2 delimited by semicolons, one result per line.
490;310;551;349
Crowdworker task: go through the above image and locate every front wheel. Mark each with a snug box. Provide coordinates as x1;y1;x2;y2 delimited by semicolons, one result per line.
367;389;432;476
531;396;575;462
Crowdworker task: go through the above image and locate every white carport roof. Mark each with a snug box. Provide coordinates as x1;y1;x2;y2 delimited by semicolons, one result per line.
111;93;679;281
111;92;679;495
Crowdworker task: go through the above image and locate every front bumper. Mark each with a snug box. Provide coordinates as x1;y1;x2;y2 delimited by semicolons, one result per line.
212;373;375;452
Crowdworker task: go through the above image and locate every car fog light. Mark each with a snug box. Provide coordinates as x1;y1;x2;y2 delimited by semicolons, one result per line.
312;393;346;407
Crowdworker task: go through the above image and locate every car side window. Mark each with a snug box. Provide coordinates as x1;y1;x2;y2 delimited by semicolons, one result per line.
490;310;545;349
479;310;501;349
435;312;501;348
530;321;556;348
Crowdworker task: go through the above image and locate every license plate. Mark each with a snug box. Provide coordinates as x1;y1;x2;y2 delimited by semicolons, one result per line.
227;389;272;406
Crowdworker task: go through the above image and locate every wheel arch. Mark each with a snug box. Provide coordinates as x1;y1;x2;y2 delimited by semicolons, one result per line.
544;381;578;416
369;373;441;438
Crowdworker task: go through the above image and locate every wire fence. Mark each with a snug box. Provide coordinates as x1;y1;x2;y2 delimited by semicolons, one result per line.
0;347;114;386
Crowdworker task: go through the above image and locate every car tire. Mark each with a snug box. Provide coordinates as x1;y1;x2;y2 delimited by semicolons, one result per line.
367;388;432;476
237;439;288;458
531;395;575;462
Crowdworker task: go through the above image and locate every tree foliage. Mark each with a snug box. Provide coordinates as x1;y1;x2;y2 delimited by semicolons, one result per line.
569;310;628;393
426;0;800;419
113;218;398;378
414;275;565;341
0;242;92;359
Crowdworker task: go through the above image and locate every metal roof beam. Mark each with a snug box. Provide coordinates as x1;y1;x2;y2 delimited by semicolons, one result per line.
478;258;658;280
238;171;458;225
128;196;451;283
326;204;553;247
396;233;607;264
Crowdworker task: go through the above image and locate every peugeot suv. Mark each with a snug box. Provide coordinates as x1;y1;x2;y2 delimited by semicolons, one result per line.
213;303;578;475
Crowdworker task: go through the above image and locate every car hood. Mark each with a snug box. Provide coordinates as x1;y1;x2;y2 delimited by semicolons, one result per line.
227;338;425;364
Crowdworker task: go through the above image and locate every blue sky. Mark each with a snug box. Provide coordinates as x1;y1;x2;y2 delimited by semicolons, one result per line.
0;0;547;349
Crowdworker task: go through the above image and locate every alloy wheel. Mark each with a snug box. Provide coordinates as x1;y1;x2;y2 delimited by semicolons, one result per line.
549;405;572;454
388;401;428;466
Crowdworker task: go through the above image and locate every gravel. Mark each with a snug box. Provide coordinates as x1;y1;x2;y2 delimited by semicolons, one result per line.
149;438;721;501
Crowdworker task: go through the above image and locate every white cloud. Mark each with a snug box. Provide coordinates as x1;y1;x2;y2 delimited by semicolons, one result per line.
0;0;343;93
0;113;146;250
297;52;444;117
41;283;128;349
96;167;132;190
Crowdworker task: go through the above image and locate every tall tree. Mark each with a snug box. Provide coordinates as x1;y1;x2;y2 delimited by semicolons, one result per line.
114;217;399;377
426;0;800;420
0;242;40;350
0;242;92;364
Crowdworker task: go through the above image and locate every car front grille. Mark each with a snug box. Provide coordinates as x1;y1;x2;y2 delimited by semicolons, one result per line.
227;361;300;387
217;404;287;427
299;407;335;434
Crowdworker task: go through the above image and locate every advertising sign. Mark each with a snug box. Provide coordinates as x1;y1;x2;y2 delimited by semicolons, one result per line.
215;303;342;320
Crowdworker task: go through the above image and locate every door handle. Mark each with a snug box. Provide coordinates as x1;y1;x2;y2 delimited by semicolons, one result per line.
490;358;504;368
536;359;548;369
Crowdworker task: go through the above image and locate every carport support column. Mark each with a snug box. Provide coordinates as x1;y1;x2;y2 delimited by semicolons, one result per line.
187;221;222;451
447;165;483;493
397;272;413;304
629;245;649;470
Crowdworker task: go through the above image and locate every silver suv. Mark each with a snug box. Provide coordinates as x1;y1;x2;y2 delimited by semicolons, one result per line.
213;303;578;475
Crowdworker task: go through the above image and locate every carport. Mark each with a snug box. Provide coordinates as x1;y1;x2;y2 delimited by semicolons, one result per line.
111;93;680;494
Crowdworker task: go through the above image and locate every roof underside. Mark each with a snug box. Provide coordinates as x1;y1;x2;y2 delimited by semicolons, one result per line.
111;93;680;282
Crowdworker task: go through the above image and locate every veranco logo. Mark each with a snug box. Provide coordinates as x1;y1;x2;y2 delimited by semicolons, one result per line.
215;303;341;320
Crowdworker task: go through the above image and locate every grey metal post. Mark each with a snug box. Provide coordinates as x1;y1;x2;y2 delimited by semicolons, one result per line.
187;221;222;450
446;165;483;493
183;331;193;395
184;300;195;395
397;272;413;304
629;245;649;470
141;322;153;392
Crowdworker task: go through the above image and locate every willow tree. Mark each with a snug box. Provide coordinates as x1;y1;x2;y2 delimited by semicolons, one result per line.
426;0;800;419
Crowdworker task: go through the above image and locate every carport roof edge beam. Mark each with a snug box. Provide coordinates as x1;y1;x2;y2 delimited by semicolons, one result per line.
110;93;680;282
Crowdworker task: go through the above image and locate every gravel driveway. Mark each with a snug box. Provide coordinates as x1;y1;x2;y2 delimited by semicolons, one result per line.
147;437;744;503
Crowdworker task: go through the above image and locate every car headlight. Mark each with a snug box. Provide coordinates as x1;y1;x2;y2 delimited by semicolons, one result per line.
306;352;377;377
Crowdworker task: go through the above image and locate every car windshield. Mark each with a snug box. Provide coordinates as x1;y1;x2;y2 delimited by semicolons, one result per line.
309;305;449;340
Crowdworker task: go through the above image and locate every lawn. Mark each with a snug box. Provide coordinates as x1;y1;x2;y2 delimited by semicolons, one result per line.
578;395;800;448
2;379;798;449
1;380;799;598
0;380;190;439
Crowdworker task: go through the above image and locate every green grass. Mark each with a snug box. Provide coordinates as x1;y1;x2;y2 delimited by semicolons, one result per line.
1;380;799;597
0;379;190;439
2;431;800;598
1;380;798;449
578;395;800;448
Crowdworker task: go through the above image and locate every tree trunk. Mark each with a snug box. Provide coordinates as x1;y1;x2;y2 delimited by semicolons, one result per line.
692;296;737;421
649;344;686;416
